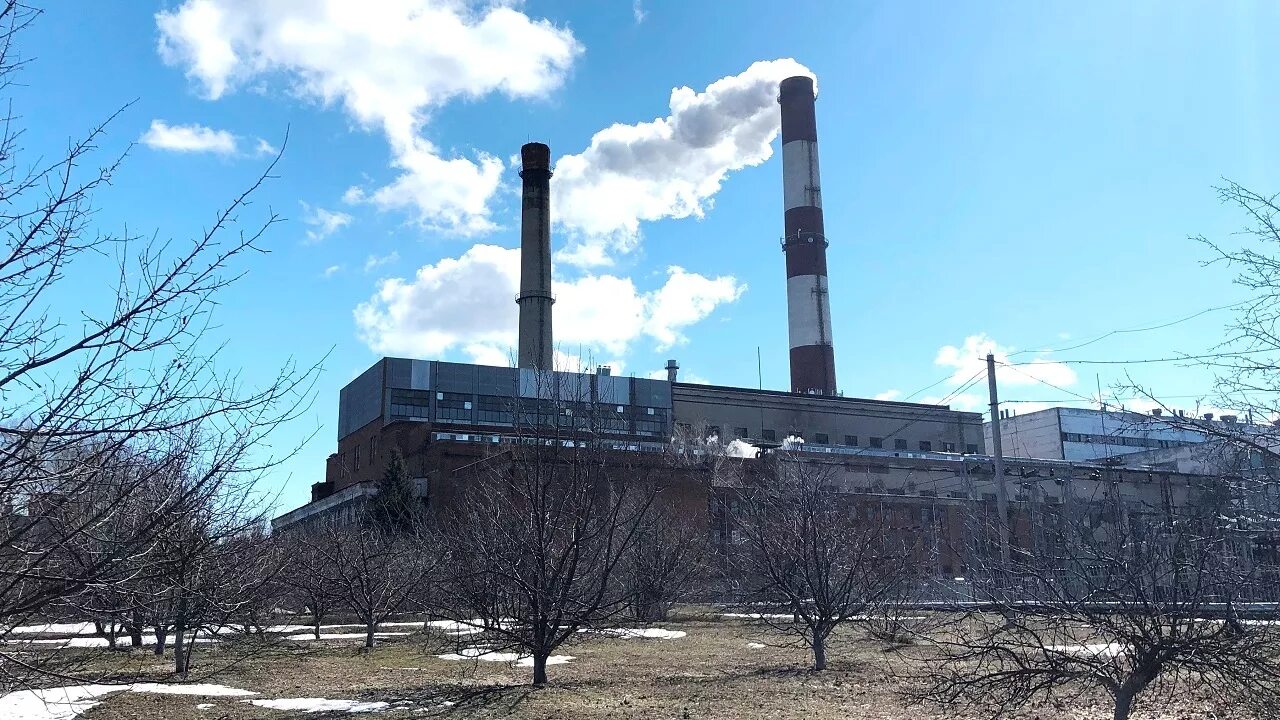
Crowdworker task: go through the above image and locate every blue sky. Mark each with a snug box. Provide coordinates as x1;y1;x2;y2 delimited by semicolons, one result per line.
24;1;1280;512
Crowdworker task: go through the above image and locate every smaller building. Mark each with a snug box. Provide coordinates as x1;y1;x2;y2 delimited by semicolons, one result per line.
986;406;1263;462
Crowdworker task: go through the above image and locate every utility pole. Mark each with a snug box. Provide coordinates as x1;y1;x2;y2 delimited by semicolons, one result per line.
987;353;1011;574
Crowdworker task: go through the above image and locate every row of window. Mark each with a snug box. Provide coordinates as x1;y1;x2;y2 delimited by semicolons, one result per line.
1061;432;1195;449
720;425;976;454
390;391;667;435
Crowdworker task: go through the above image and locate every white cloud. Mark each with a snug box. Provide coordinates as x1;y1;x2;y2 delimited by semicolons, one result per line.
254;137;278;155
874;390;901;402
935;334;1078;390
139;120;237;154
552;58;813;266
632;0;646;23
301;203;353;243
364;251;400;273
353;244;743;363
156;0;581;235
321;264;342;278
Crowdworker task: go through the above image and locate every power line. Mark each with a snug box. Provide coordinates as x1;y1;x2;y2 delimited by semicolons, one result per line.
1008;300;1248;357
1002;348;1271;367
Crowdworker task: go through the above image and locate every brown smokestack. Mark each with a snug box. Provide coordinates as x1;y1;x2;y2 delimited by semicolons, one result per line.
516;142;554;370
779;76;836;395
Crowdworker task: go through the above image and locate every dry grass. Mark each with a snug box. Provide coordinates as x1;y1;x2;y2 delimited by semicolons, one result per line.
42;610;1250;719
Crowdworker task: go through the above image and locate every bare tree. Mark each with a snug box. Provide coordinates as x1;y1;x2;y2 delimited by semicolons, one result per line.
0;1;318;690
914;493;1280;720
727;454;914;670
618;490;707;622
141;445;283;677
303;519;436;650
279;533;338;640
439;369;655;685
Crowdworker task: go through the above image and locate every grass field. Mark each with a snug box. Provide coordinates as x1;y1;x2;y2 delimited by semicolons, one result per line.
7;609;1252;720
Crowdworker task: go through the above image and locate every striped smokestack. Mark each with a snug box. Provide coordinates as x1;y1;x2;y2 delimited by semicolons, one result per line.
516;142;554;370
779;75;836;395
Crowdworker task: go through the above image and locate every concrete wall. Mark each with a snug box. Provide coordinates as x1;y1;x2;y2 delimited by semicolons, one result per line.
986;408;1065;459
986;407;1238;461
673;382;984;453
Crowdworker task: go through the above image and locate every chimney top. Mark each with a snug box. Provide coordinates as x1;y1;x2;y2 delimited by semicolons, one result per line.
520;142;550;173
596;365;611;376
779;75;815;100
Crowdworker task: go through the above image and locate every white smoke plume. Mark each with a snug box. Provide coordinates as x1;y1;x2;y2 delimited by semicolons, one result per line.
553;58;815;266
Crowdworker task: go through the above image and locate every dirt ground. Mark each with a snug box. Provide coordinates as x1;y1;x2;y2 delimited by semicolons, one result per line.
27;609;1250;720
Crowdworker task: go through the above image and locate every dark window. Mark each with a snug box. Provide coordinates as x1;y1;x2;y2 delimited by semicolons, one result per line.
982;492;997;501
815;433;829;444
843;435;857;446
920;489;938;498
941;442;956;452
354;445;361;471
894;439;908;450
949;491;968;499
389;388;432;419
437;392;473;422
870;437;883;449
965;443;978;454
476;395;515;425
735;427;748;438
918;441;932;452
634;407;669;436
762;429;776;441
370;436;377;462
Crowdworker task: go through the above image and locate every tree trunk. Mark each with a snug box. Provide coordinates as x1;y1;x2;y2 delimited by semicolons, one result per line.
173;626;186;677
1113;674;1150;720
532;651;549;686
313;614;322;640
153;626;168;656
173;597;189;678
1113;688;1134;720
812;632;827;671
364;621;376;649
128;612;143;648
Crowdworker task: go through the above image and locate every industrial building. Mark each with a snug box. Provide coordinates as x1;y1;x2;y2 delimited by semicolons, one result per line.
985;406;1262;462
271;76;1258;583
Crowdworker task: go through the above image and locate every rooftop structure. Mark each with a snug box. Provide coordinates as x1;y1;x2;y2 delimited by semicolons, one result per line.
984;406;1264;462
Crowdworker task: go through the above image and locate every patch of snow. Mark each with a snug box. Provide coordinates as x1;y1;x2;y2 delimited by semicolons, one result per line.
196;703;215;710
283;632;410;641
128;683;255;697
6;622;97;636
516;655;573;667
0;685;122;720
261;624;315;633
1046;642;1125;658
436;648;574;666
0;683;256;720
597;628;686;640
4;636;218;650
721;613;794;620
425;620;488;635
246;698;389;713
747;642;766;648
